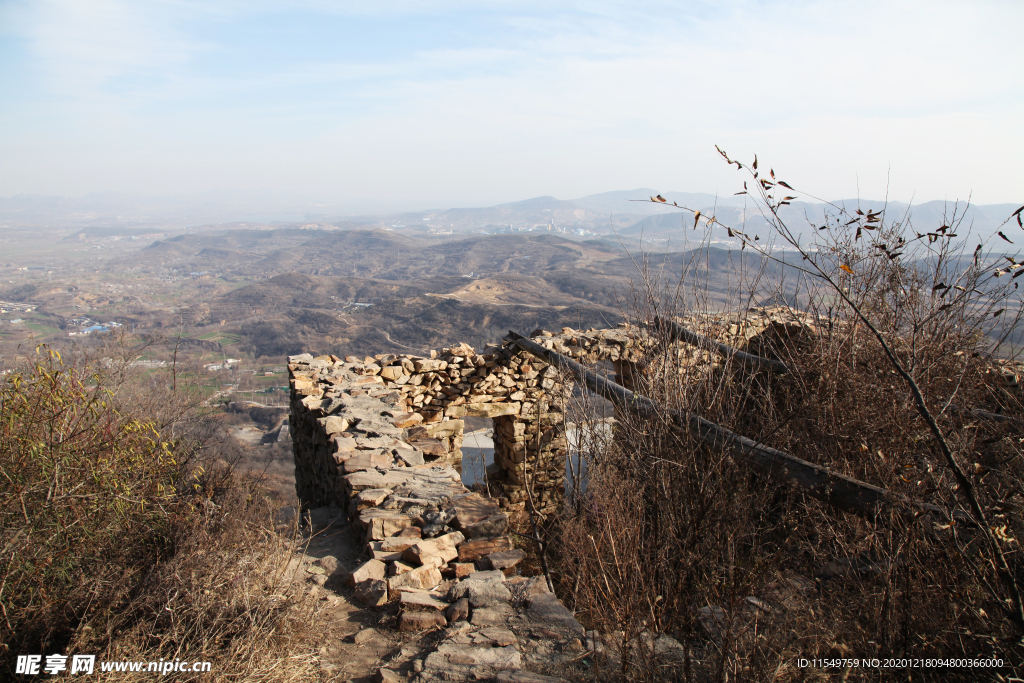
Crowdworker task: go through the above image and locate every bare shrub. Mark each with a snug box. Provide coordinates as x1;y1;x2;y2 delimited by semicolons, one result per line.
0;342;320;681
549;165;1024;681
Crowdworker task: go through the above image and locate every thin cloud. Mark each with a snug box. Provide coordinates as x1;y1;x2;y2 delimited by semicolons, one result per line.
0;0;1020;204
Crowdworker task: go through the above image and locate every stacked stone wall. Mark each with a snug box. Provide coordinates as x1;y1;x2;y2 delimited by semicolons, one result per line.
288;352;589;681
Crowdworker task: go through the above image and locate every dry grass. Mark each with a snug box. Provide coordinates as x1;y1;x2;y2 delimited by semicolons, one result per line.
547;169;1024;681
0;341;324;682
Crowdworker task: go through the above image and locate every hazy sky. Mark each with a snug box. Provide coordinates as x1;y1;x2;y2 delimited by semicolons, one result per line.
0;0;1021;209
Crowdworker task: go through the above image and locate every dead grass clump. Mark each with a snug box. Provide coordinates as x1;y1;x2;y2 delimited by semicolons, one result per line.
75;475;321;683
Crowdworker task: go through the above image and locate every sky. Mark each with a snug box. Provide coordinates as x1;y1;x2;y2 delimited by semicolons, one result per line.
0;0;1021;211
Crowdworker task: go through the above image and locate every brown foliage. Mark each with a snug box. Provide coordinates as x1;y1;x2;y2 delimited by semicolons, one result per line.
0;344;320;681
549;168;1024;681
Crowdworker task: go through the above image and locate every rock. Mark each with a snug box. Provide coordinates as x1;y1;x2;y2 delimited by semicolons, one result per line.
360;510;415;540
342;450;394;473
483;549;526;575
317;556;340;576
446;597;470;623
474;628;517;646
457;536;513;562
397;525;422;539
374;668;403;683
367;542;404;562
348;559;386;586
389;560;415;576
344;469;410;492
319;415;350;434
424;643;521;670
399;590;450;611
402;531;465;567
394;448;424;467
454;563;475;578
421;508;457;537
380;536;419;553
654;634;687;663
388;564;443;595
350;627;381;644
517;576;551;599
353;579;388;607
696;605;730;641
525;593;585;637
410;438;447;457
471;605;512;626
426;419;464;438
399;610;447;632
460;513;509;539
354;488;392;511
331;436;358;454
448;578;512;608
380;366;406;382
465;570;505;582
413;359;448;372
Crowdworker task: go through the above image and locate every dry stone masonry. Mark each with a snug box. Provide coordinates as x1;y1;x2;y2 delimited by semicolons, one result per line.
291;306;1024;679
289;349;587;682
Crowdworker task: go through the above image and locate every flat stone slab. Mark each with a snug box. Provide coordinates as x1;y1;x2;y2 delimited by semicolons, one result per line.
525;593;585;637
470;604;513;626
424;643;521;671
344;470;413;492
449;578;512;607
485;548;527;575
399;590;451;611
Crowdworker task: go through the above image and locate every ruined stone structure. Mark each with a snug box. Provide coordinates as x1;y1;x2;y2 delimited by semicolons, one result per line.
288;308;824;524
289;325;655;518
286;306;1020;680
283;306;914;679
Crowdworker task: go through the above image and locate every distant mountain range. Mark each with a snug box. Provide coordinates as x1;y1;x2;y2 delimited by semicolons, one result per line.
0;189;1018;245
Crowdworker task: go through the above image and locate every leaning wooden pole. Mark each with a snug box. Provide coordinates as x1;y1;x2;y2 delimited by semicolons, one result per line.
654;315;794;375
506;330;965;523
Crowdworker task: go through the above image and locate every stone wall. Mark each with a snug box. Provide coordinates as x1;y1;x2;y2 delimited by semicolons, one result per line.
288;351;587;681
289;308;826;516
